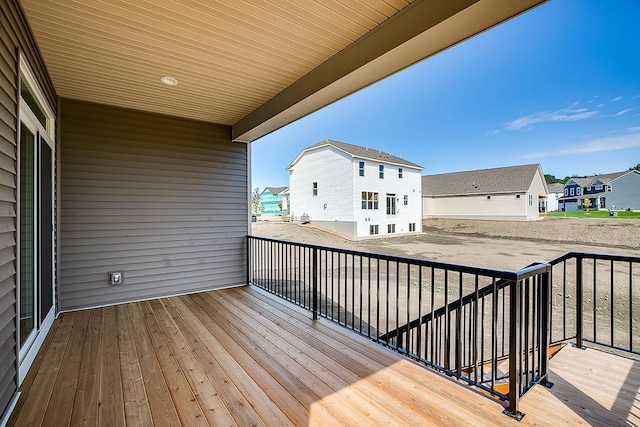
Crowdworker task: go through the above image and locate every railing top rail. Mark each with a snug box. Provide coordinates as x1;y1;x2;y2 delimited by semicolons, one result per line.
514;262;551;280
248;235;518;280
548;251;640;265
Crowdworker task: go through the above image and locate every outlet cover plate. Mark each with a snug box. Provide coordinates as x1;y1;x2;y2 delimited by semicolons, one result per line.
109;271;123;285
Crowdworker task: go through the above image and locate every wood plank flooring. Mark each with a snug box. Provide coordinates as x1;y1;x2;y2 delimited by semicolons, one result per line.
7;285;638;426
520;345;640;426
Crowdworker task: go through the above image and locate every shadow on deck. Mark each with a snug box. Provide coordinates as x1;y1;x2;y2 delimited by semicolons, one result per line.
7;285;639;426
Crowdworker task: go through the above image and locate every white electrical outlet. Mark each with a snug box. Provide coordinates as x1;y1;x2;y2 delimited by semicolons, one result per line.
109;271;123;285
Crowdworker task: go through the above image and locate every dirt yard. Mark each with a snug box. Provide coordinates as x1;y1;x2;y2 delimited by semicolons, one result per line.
252;217;640;271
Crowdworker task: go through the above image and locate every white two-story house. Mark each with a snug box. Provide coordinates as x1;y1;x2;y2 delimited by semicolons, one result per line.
287;140;423;238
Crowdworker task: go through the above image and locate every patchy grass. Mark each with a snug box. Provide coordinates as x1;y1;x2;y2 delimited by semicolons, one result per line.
547;211;640;219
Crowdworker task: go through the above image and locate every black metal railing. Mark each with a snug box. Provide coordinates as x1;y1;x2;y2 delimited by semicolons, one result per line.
548;252;640;355
247;235;553;419
247;236;639;419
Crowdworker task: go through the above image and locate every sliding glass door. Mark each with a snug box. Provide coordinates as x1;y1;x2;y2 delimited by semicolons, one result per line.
18;63;55;370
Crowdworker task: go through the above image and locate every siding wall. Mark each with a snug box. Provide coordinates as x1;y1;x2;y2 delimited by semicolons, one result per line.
0;0;57;420
60;99;248;311
289;146;354;222
423;193;529;220
609;172;640;211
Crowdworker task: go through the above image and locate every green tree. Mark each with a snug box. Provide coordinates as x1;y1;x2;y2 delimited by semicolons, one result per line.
251;187;262;215
629;164;640;171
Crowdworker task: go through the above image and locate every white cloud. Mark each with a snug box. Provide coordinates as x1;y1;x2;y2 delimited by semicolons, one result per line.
612;96;623;102
522;133;640;159
504;107;598;131
615;108;633;116
626;127;640;132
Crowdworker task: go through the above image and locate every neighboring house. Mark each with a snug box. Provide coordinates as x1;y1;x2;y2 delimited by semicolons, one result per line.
287;140;423;237
260;187;288;215
422;164;548;220
544;183;565;212
558;170;640;211
0;0;550;423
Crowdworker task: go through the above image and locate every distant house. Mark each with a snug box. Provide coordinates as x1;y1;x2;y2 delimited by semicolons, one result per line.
287;140;423;238
558;170;640;211
260;187;288;215
544;183;565;212
422;164;548;220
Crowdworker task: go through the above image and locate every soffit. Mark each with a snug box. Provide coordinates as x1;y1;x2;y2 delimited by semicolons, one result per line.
20;0;547;142
20;0;412;123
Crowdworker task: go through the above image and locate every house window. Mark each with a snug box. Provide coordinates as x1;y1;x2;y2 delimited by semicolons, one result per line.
576;187;582;196
388;224;395;234
595;185;603;191
403;195;408;206
379;165;384;179
359;161;365;177
607;185;612;192
386;194;396;215
564;188;569;196
398;168;403;179
528;194;533;206
312;182;318;196
361;192;379;210
570;188;575;196
370;225;379;235
409;223;416;232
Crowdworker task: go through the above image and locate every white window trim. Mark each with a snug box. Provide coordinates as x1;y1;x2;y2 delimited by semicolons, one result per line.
19;54;55;140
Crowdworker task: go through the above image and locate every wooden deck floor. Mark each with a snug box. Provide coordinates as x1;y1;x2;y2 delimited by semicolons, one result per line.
7;285;638;426
519;345;640;426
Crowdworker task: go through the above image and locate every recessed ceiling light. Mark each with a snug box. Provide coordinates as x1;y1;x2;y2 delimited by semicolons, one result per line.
160;76;179;86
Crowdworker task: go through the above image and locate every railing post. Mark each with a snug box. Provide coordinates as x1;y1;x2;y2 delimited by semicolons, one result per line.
575;255;584;349
246;235;251;285
539;269;552;386
312;247;318;320
505;278;524;421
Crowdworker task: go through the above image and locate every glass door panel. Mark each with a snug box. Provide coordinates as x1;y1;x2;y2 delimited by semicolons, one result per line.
39;138;53;321
20;123;35;347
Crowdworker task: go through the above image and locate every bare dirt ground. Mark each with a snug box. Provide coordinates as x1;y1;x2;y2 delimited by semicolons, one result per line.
252;217;640;271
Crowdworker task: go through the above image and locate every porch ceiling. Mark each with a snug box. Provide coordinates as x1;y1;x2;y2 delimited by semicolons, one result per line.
20;0;546;142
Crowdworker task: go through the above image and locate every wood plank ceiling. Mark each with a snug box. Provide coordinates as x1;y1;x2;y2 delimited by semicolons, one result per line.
20;0;411;124
20;0;547;142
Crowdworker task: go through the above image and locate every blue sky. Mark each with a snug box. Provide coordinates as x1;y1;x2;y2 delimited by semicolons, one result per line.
251;0;640;190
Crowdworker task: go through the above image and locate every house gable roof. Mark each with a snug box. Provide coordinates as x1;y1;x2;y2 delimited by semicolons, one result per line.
566;170;637;188
262;186;288;196
287;139;423;170
422;164;545;197
565;177;591;187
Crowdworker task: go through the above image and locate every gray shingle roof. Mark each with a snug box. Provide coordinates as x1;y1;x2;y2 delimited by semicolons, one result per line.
547;183;565;193
567;170;635;187
263;186;287;195
296;139;423;169
566;177;592;187
422;164;544;196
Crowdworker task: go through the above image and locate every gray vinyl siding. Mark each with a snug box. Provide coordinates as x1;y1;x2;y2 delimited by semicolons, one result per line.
0;0;57;419
60;99;248;311
608;172;640;211
0;15;18;422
